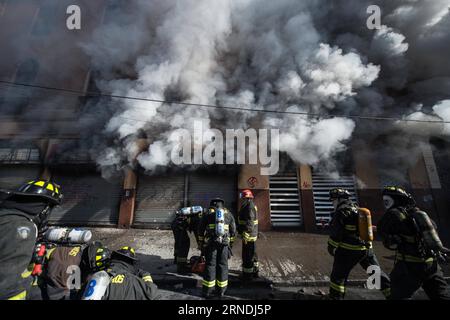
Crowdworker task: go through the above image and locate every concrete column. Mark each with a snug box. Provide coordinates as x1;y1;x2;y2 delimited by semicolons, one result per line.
117;138;148;229
118;168;138;229
298;164;316;233
238;164;271;231
352;140;384;224
408;151;440;224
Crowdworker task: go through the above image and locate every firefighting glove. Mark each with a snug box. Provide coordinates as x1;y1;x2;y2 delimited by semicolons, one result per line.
327;244;336;256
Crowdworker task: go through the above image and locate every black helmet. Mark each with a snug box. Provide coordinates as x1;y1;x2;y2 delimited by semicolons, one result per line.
382;186;415;208
85;241;111;271
10;180;63;205
329;188;351;200
113;246;138;261
210;198;225;208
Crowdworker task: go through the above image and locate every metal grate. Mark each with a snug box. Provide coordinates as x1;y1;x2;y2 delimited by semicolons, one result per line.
269;175;302;227
312;174;358;228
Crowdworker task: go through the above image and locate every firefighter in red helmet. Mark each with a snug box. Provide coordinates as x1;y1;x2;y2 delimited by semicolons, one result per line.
238;189;259;281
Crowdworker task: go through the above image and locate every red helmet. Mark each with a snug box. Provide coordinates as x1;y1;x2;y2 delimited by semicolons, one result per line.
241;189;254;199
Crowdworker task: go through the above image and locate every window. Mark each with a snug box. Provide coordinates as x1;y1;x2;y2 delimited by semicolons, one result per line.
31;0;58;36
0;58;39;115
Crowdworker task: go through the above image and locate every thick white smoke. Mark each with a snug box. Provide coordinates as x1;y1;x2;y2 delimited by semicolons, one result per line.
80;0;450;176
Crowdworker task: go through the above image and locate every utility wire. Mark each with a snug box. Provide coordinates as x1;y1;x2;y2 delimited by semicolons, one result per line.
0;79;449;124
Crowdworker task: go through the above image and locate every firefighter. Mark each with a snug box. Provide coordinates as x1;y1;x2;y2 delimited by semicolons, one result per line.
238;189;259;280
327;188;390;300
198;198;236;299
0;180;63;300
103;246;158;300
41;241;111;300
378;186;450;300
171;206;203;274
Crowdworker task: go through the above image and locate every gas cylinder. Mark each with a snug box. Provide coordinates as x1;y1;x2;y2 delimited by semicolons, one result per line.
82;271;111;300
45;227;92;244
410;209;450;253
358;208;374;242
215;208;225;242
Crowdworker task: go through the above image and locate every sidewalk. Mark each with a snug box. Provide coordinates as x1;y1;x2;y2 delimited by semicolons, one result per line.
91;228;450;288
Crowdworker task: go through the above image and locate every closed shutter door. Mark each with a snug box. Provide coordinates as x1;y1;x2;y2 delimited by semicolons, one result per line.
49;173;121;226
312;174;358;228
134;175;185;226
269;174;302;227
188;173;237;213
0;165;41;189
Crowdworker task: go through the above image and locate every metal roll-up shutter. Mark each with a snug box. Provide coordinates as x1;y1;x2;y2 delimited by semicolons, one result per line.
49;173;122;226
312;173;358;228
187;173;237;212
269;174;302;227
0;165;41;189
134;174;185;226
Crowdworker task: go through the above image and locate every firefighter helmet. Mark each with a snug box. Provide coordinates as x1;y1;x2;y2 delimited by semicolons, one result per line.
210;198;225;208
382;186;415;209
11;180;63;205
113;246;138;261
329;188;351;200
240;189;254;199
85;241;111;271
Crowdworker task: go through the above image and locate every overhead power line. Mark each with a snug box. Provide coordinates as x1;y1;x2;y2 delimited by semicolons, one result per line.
0;79;449;124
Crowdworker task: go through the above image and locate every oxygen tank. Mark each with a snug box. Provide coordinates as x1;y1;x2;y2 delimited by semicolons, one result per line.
45;227;92;244
178;206;203;216
410;209;450;253
82;271;111;300
215;208;225;242
358;208;374;242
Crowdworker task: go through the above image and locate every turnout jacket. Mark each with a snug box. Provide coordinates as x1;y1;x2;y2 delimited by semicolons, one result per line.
328;200;370;251
0;208;37;300
105;259;158;300
237;199;258;242
198;207;236;247
378;206;435;263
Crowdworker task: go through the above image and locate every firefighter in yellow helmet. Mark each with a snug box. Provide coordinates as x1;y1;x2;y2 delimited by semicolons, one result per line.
102;246;158;300
0;180;63;300
327;188;390;300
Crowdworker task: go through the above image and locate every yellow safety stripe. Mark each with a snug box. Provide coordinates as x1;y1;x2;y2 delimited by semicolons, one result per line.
46;247;57;260
29;180;57;192
330;281;345;293
238;220;258;225
202;280;216;288
339;242;370;251
243;267;254;273
344;225;357;231
382;288;391;297
216;280;228;288
230;236;235;242
397;255;435;263
207;224;230;230
8;291;27;300
21;264;34;279
328;239;339;248
242;232;257;242
142;275;153;282
198;236;204;241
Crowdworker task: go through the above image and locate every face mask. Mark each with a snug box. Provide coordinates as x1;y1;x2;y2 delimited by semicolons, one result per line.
383;195;395;210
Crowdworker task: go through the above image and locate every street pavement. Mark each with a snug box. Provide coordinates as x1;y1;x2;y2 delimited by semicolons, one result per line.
91;228;449;300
